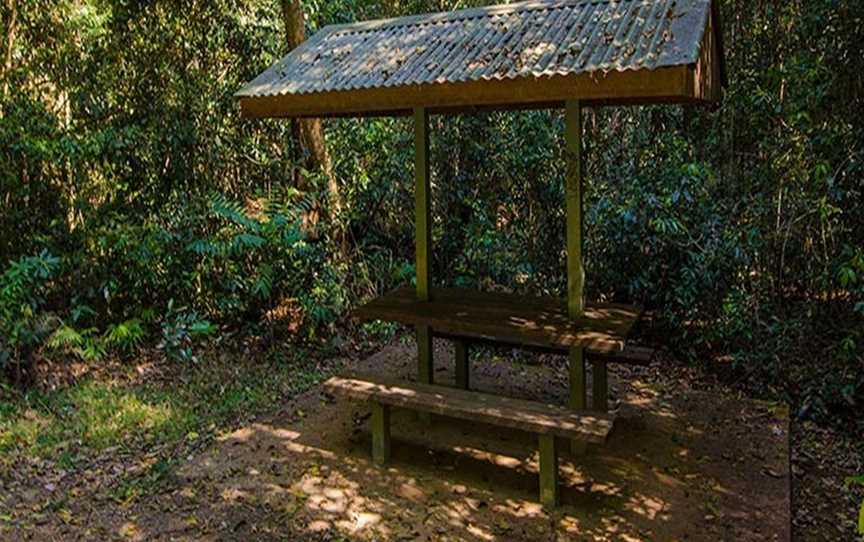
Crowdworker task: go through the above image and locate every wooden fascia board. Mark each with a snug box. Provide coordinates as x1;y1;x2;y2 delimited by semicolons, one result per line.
692;5;723;103
238;65;702;119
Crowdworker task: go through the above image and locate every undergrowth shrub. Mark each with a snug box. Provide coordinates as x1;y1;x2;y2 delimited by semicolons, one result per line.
10;190;345;369
0;0;861;432
0;251;60;384
157;301;216;364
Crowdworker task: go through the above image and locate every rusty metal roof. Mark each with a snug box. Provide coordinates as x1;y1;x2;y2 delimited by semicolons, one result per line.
237;0;723;117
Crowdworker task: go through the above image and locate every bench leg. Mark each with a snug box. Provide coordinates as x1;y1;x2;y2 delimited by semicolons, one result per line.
371;403;391;465
538;434;559;508
569;347;588;455
454;340;469;390
592;360;608;413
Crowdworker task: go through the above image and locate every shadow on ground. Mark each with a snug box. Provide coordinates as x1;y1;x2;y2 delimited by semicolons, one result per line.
15;342;791;541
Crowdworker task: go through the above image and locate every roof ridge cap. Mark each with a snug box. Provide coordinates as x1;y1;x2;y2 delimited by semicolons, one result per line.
324;0;620;35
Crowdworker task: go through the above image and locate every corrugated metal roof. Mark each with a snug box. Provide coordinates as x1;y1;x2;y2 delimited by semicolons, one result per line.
238;0;714;100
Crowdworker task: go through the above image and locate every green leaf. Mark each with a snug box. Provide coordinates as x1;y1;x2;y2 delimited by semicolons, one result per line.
859;501;864;536
847;476;864;487
839;267;856;287
48;325;87;350
188;321;216;336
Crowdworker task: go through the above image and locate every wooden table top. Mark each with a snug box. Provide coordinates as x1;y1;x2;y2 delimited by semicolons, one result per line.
354;287;642;354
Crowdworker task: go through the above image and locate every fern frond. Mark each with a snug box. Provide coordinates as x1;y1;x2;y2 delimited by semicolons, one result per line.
47;325;87;350
102;319;145;352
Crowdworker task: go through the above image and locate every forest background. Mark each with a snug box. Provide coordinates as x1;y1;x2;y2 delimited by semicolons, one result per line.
0;0;861;477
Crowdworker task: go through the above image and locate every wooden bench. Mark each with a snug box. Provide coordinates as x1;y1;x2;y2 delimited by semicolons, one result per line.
324;375;615;508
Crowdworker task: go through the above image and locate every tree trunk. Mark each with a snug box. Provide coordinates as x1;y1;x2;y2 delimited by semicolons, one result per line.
1;0;18;111
279;0;343;223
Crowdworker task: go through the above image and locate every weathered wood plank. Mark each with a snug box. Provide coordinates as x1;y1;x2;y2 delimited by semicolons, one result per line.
325;375;615;444
354;287;642;354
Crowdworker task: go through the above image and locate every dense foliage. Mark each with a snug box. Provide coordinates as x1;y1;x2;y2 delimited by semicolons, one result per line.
1;0;862;425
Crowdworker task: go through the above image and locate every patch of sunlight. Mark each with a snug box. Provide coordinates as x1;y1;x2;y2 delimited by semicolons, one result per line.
396;482;427;502
70;382;187;449
1;381;193;457
466;523;495;541
624;492;668;520
559;515;583;535
350;511;381;530
0;408;59;455
451;445;523;469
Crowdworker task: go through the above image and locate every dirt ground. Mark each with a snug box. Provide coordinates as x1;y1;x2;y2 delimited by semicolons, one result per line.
5;340;790;541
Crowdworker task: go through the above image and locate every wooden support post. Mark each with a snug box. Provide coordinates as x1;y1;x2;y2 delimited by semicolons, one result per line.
414;109;431;302
371;403;391;465
592;360;608;412
415;107;433;424
565;100;588;454
414;107;433;387
454;340;469;390
538;434;559;508
565;100;585;319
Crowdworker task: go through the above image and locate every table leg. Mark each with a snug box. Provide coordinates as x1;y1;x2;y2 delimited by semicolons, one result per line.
592;359;608;412
569;346;587;409
454;339;469;390
569;346;588;454
417;326;433;385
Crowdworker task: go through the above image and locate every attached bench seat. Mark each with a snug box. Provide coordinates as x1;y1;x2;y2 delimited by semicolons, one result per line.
586;344;656;366
433;332;658;366
324;375;615;507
